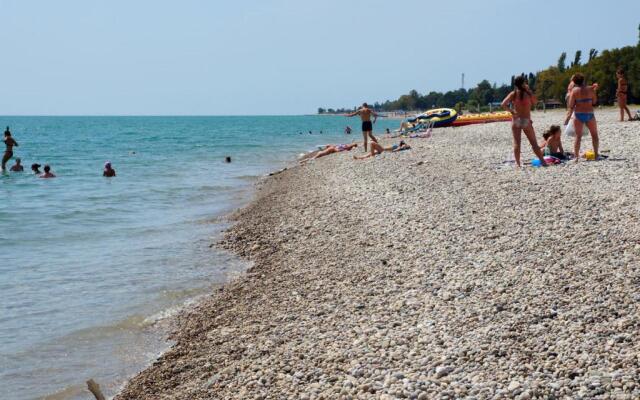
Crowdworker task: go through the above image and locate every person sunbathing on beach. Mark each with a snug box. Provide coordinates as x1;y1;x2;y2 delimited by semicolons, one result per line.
40;165;56;178
301;143;358;162
539;125;567;160
564;73;599;161
501;76;547;167
353;141;410;160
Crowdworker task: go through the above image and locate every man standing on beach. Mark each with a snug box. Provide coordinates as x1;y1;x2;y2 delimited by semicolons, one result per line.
347;103;378;151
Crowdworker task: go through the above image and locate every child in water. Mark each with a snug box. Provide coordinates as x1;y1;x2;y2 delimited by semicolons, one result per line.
539;125;567;160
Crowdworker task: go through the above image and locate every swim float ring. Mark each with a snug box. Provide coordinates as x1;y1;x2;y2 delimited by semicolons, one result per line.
408;108;458;128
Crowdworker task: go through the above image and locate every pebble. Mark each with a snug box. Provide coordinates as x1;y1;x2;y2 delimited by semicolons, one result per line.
115;109;640;399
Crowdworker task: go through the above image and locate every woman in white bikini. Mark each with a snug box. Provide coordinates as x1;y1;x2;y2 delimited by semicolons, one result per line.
501;76;546;167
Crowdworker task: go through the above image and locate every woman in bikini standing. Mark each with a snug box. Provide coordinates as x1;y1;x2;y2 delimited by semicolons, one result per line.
616;68;633;122
564;73;599;160
501;76;546;167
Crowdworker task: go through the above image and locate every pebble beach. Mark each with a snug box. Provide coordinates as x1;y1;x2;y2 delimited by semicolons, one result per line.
115;108;640;400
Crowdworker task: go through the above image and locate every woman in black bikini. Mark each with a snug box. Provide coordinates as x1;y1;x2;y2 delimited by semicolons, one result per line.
2;128;18;172
617;68;633;122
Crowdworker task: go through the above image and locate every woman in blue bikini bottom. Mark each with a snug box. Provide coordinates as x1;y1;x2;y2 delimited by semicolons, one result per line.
574;112;594;123
565;74;599;160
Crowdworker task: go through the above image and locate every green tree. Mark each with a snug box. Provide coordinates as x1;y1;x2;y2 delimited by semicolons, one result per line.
536;67;564;103
470;80;494;106
588;49;598;62
317;107;325;114
494;84;512;102
571;50;582;68
466;99;479;112
558;52;567;72
528;72;537;90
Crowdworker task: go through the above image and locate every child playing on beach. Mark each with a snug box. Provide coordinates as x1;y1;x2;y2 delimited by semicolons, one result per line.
353;141;410;160
539;125;567;160
501;76;547;167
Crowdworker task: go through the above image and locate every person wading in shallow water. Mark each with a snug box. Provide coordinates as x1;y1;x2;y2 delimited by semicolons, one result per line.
347;103;378;152
103;161;116;177
2;128;18;172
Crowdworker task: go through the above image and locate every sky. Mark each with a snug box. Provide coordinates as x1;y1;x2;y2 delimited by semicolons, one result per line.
1;0;639;115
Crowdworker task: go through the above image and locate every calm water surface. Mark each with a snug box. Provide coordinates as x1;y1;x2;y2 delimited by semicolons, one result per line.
0;115;399;400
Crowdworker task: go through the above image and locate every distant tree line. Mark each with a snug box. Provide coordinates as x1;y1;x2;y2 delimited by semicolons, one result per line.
318;25;640;114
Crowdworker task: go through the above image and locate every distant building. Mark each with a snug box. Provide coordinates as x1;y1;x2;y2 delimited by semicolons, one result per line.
541;99;563;109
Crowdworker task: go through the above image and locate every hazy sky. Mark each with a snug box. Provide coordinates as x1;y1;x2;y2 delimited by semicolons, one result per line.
2;0;639;115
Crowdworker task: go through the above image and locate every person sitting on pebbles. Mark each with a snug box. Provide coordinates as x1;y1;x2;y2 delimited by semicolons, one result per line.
353;140;411;160
301;143;358;162
539;125;568;160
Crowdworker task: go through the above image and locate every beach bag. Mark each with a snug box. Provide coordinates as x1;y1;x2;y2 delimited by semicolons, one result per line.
564;118;589;137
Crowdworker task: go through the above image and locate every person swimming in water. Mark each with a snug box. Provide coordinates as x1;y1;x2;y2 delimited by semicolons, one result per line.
31;163;41;174
616;68;633;122
501;76;547;167
564;73;599;161
9;158;24;172
2;128;18;171
40;164;56;178
539;125;567;160
346;103;379;152
301;143;358;162
353;141;411;160
103;161;116;177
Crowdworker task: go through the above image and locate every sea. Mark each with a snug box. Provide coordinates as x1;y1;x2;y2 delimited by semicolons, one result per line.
0;115;400;400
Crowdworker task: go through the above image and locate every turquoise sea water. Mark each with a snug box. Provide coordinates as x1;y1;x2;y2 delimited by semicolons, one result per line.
0;116;399;400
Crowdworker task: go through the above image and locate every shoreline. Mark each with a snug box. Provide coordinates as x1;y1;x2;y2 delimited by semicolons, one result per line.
116;109;640;399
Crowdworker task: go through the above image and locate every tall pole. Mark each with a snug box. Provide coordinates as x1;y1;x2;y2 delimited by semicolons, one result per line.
461;73;465;90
